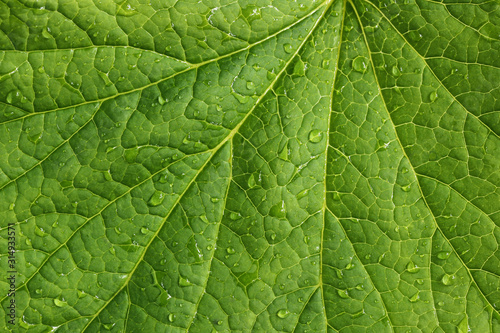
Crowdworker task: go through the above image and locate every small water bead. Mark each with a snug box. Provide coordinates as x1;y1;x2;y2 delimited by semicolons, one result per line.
352;56;368;73
283;43;293;54
226;247;235;254
168;314;175;322
437;301;445;306
206;245;213;251
441;274;455;286
308;129;323;143
355;284;364;291
9;203;15;210
140;227;148;234
332;192;341;200
277;309;290;318
42;28;51;39
401;167;408;174
437;251;451;259
246;81;255;90
158;96;166;105
416;279;424;285
345;262;354;270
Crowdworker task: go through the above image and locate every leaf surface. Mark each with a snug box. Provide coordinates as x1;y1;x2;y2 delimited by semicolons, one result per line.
0;0;499;331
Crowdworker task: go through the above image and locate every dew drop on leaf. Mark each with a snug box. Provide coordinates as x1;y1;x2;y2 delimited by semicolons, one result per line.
391;66;401;77
437;251;451;260
308;129;323;143
226;247;235;254
409;292;420;303
53;298;66;307
229;212;241;220
148;191;165;207
168;314;175;322
277;309;290;318
406;261;420;273
283;43;293;53
337;289;349;299
179;276;192;287
158;95;166;105
441;274;454;286
429;91;438;102
352;56;368;73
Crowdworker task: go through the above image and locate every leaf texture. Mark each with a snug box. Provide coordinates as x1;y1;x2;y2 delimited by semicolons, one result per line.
0;0;499;332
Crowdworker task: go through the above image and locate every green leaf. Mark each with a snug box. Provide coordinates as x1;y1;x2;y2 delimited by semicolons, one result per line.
1;0;499;331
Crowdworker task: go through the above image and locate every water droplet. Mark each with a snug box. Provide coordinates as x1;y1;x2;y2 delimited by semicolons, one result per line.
441;274;454;286
226;247;236;254
53;298;66;307
345;262;354;270
179;276;192;287
429;91;438;102
103;323;114;330
158;96;166;105
416;279;424;285
35;227;47;237
308;129;323;143
117;3;138;16
438;301;444;306
365;254;371;260
26;238;32;246
246;81;255;90
297;189;308;200
35;289;42;295
42;28;51;39
391;66;401;77
352;56;368;73
247;174;256;188
168;313;175;322
269;201;286;219
77;290;86;298
283;43;293;54
355;284;364;291
9;203;15;210
109;247;116;255
437;251;451;260
206;245;213;251
337;289;349;299
160;258;167;265
270;232;276;240
148;191;165;207
406;261;420;273
140;227;148;234
409;292;420;303
277;309;290;318
229;212;241;220
332;192;341;200
402;184;411;192
401;167;408;174
321;59;330;69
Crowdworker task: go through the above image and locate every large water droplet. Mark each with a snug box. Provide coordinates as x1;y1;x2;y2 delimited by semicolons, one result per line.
226;247;236;254
283;44;293;54
277;309;290;318
158;95;166;105
429;91;438;102
308;129;323;143
179;276;193;287
352;56;368;73
269;201;286;218
437;251;451;260
168;313;175;322
441;274;454;286
406;261;420;273
148;191;165;207
337;289;349;299
391;66;401;77
53;298;66;307
229;212;241;220
409;292;420;303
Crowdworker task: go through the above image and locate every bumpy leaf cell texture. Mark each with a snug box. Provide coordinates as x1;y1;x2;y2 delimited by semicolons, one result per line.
0;0;499;332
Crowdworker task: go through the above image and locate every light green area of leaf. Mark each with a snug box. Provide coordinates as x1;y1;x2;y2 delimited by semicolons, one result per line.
0;0;499;331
